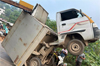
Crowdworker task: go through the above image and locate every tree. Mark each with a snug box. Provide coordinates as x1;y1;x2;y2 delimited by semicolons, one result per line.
8;10;21;23
0;1;5;9
5;5;10;9
46;18;57;32
5;9;11;17
11;6;17;11
0;1;22;23
0;14;9;21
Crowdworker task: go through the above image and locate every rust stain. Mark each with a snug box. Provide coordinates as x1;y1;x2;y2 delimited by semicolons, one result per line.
23;43;27;46
19;38;22;42
14;55;19;63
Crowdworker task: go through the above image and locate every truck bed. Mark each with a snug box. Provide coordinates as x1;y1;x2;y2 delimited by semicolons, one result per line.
1;11;57;66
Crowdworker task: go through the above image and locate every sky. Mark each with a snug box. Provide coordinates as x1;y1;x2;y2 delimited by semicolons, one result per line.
13;0;100;28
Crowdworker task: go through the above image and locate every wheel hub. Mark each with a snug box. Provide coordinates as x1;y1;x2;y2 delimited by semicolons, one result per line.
30;60;38;66
71;43;80;51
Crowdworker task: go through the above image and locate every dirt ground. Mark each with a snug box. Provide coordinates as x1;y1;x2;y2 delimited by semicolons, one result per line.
0;39;14;66
0;36;4;42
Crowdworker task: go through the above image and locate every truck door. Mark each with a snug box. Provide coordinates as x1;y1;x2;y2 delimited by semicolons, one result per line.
58;9;93;40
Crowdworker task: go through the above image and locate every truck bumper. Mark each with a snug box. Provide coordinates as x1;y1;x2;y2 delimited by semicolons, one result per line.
93;27;100;39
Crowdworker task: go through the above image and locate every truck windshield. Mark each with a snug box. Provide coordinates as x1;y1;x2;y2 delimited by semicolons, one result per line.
61;10;82;21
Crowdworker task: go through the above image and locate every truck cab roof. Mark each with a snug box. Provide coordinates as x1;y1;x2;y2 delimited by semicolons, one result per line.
57;8;79;14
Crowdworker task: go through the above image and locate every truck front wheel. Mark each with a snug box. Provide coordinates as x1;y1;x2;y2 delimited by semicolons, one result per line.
67;39;84;55
29;57;41;66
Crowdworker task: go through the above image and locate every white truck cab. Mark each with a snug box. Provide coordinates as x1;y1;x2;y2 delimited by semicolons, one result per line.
56;8;100;55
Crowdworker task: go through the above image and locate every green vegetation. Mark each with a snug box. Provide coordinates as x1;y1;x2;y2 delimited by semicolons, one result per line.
46;17;57;32
0;1;21;23
64;40;100;66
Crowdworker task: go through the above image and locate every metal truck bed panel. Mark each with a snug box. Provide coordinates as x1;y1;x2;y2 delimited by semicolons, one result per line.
32;4;48;24
2;12;43;63
1;11;57;65
17;28;50;66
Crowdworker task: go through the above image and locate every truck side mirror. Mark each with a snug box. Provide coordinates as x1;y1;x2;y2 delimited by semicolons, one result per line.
80;9;83;17
80;9;82;13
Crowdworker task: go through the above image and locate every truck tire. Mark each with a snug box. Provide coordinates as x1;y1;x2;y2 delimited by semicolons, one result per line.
29;57;41;66
67;39;84;55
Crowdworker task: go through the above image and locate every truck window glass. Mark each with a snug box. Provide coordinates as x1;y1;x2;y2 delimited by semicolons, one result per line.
61;11;82;21
77;12;83;18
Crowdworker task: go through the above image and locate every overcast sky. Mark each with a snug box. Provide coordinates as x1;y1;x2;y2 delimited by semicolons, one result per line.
13;0;100;28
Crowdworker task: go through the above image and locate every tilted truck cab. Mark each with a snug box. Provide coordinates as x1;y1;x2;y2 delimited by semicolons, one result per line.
56;8;100;55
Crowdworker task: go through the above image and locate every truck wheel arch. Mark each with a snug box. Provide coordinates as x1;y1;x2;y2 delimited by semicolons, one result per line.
64;33;87;46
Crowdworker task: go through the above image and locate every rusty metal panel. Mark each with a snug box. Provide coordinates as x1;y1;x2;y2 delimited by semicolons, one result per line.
32;4;48;24
2;11;43;65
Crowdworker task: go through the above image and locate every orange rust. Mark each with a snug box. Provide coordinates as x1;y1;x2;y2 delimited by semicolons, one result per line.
14;55;19;63
19;38;22;42
23;43;27;46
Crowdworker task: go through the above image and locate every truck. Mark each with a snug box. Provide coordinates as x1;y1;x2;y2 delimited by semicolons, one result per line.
1;0;100;66
55;8;100;55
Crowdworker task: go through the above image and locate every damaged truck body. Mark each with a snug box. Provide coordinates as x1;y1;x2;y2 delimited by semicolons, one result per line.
2;4;58;66
1;1;100;66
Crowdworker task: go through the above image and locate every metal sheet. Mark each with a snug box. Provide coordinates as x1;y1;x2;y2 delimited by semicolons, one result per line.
2;11;43;64
32;4;48;24
17;28;49;66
